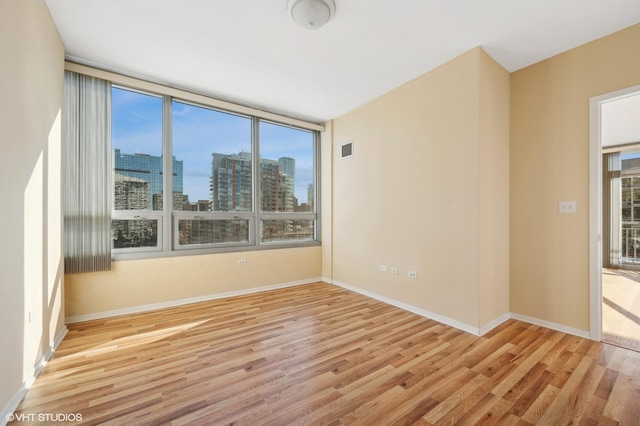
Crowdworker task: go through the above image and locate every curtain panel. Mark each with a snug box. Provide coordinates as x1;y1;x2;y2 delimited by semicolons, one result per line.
63;71;112;273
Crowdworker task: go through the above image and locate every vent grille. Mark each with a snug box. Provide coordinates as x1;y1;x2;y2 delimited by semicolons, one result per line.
341;141;353;158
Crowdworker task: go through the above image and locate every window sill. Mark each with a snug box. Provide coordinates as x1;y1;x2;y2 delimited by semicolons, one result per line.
112;240;321;262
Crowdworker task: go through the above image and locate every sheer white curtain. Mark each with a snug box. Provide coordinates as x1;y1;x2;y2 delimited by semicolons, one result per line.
603;152;621;268
63;71;112;273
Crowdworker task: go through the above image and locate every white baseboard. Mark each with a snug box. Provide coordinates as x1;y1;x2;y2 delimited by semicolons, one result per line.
331;280;484;336
1;326;68;426
509;312;591;339
1;388;27;426
330;280;591;340
30;326;68;384
65;278;323;324
479;313;512;335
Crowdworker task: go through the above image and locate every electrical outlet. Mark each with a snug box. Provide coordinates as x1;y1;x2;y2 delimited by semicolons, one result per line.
408;271;418;279
380;265;388;272
237;259;247;266
390;267;399;275
559;201;576;214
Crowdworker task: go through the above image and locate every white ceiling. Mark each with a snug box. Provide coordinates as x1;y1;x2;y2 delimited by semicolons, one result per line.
45;0;640;123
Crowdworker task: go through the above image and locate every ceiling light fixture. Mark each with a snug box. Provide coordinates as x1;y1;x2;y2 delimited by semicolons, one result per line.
287;0;335;30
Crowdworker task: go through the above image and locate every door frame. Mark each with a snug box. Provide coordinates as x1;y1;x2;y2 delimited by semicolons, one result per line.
589;84;640;341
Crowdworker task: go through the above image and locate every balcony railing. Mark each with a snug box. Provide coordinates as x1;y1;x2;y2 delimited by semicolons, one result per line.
622;223;640;263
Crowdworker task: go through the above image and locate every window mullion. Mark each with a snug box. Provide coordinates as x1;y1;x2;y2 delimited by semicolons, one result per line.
253;116;261;246
314;130;321;241
259;212;316;221
163;95;173;252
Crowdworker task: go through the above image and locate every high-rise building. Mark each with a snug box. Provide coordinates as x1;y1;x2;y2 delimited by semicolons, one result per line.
210;151;253;212
210;152;299;241
112;173;157;248
210;151;296;213
196;200;210;212
260;158;294;212
279;156;296;210
151;193;185;211
113;149;184;210
113;173;149;210
279;157;295;183
179;195;211;212
307;183;314;208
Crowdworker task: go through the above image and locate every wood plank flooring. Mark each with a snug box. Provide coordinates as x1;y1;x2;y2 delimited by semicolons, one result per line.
12;283;640;425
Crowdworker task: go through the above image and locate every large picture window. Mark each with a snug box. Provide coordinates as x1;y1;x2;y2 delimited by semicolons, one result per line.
108;84;319;257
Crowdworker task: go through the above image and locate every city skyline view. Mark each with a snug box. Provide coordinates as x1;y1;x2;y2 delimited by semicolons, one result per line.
113;148;313;210
111;86;316;247
112;87;314;204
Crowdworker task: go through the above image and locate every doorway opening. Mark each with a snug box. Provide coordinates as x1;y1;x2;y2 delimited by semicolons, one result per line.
592;87;640;352
602;149;640;351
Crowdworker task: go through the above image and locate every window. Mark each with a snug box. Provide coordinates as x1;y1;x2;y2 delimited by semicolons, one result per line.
172;101;253;248
111;87;164;252
259;121;316;242
109;84;319;257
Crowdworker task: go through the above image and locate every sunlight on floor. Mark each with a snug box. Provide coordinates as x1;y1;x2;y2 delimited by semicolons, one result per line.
602;268;640;352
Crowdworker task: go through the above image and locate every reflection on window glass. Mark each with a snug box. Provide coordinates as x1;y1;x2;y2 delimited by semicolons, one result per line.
259;122;314;213
112;219;158;249
262;220;314;242
112;87;168;211
178;219;249;245
172;101;252;212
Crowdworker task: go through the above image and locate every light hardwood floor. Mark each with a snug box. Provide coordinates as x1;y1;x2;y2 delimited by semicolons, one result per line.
12;283;640;425
602;268;640;352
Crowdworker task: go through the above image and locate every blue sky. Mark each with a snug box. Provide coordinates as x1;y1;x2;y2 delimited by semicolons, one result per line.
622;150;640;160
112;87;314;203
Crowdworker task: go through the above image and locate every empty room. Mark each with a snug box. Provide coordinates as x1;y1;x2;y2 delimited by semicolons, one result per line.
2;0;640;424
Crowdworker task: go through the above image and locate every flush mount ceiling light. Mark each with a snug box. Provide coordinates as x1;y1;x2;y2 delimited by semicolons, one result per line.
287;0;335;30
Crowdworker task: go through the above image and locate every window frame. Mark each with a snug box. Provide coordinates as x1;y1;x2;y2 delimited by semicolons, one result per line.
111;213;164;254
172;212;255;250
92;70;321;260
111;85;166;255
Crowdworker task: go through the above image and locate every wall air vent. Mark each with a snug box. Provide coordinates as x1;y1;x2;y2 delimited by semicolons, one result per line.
341;141;353;159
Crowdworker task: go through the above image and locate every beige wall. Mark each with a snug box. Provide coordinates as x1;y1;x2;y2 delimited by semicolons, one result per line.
321;122;333;281
478;51;511;327
510;24;640;332
330;47;510;330
0;0;65;413
66;247;321;318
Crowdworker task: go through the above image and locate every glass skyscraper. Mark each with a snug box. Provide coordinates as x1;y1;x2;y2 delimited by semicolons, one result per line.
113;148;183;210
